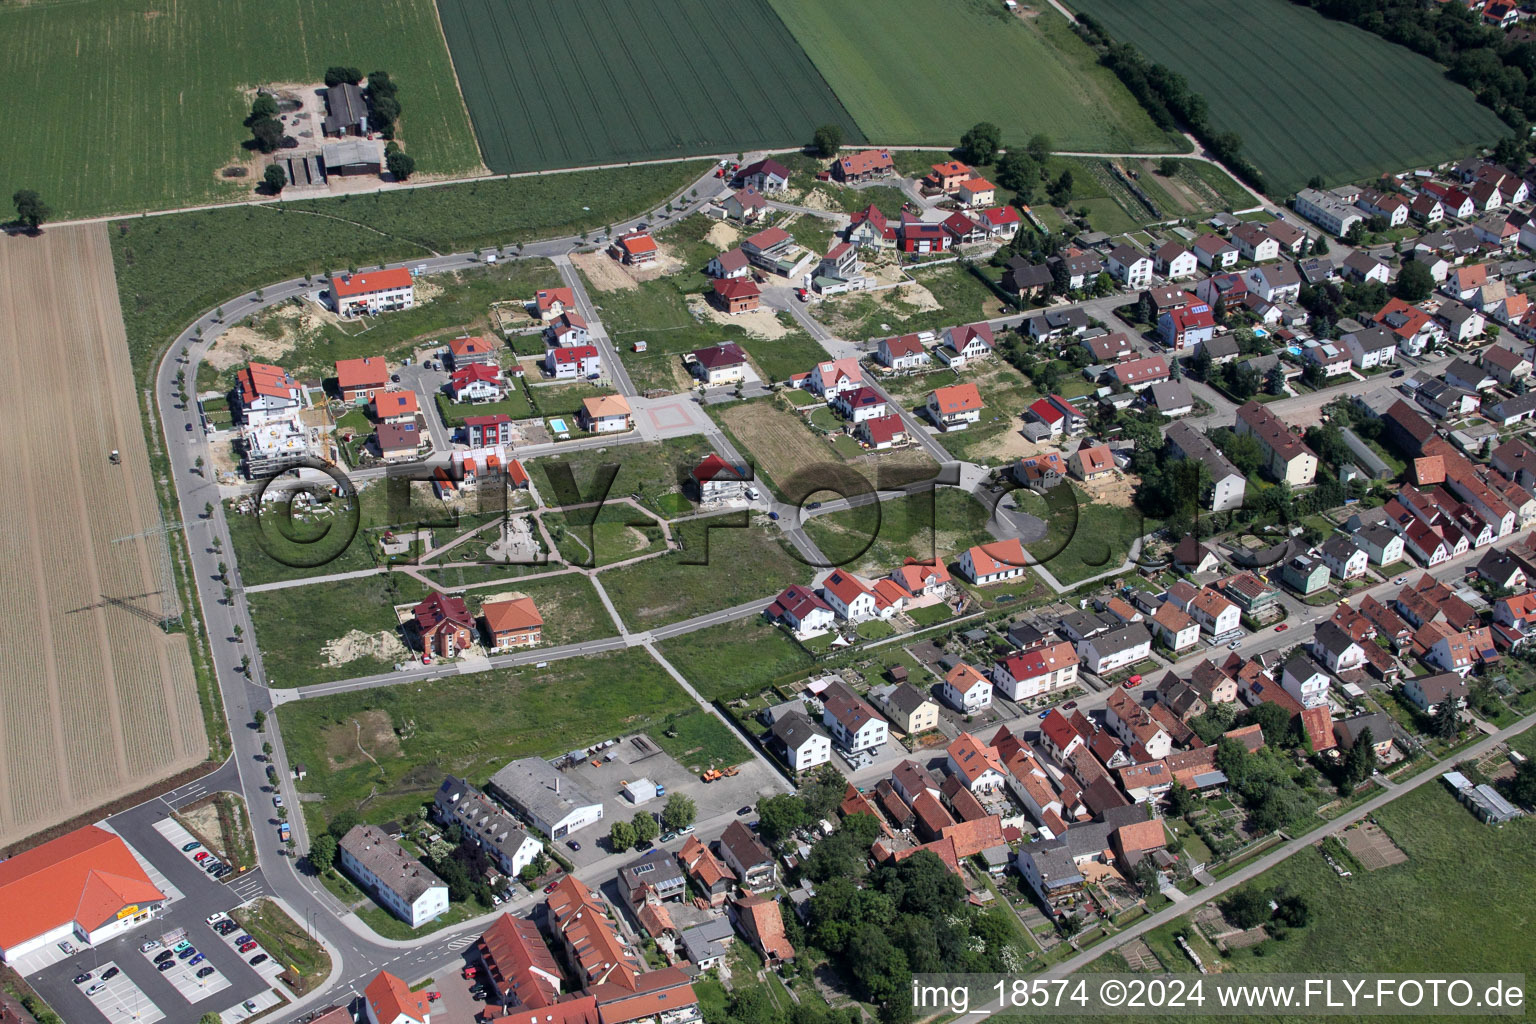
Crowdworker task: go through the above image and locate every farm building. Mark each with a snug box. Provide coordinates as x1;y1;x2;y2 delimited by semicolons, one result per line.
322;82;369;136
322;138;383;177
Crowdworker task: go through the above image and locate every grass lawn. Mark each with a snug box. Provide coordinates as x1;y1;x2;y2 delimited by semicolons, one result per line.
531;435;718;517
656;616;816;700
882;360;1038;467
800;183;912;217
1068;0;1508;195
357;897;490;941
1011;486;1150;585
650;709;751;771
769;0;1178;153
819;261;1010;342
224;496;379;588
113;161;710;387
547;505;668;568
529;382;621;420
230;899;331;995
0;0;483;219
248;573;428;687
801;488;997;575
600;515;814;630
436;0;863;173
436;388;535;426
277;648;698;831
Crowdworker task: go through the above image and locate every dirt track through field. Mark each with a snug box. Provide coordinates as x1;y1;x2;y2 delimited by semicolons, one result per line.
0;226;207;848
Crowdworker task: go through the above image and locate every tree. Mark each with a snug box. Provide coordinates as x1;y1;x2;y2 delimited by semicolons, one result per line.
1301;361;1326;388
1168;780;1195;816
811;123;843;158
253;709;266;731
263;164;287;194
660;793;696;832
608;819;636;853
324;66;364;87
1221;887;1271;929
308;833;337;872
1394;258;1433;301
1157;155;1179;176
202;1014;226;1024
995;151;1040;201
250;94;279;120
1050;257;1071;295
757;793;809;849
1508;759;1536;808
1188;346;1213;382
1340;728;1377;790
12;190;50;232
1244;701;1295;749
1344;220;1366;246
326;807;359;839
1432;696;1463;739
386;150;416;181
1026;133;1053;164
631;811;660;846
1313;235;1329;255
262;741;273;758
249;116;283;153
203;501;214;519
1264;364;1286;395
1136;291;1155;325
959;122;1002;165
1048;169;1075;204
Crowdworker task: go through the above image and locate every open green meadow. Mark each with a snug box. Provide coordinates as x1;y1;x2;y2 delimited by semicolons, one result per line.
0;0;482;219
768;0;1179;153
1066;0;1508;194
436;0;864;173
276;648;700;831
801;489;998;576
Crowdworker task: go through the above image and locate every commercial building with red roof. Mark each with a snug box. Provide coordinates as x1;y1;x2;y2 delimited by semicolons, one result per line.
0;825;166;961
330;267;415;317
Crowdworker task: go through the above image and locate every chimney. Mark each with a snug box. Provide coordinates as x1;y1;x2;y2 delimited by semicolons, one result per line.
555;777;561;795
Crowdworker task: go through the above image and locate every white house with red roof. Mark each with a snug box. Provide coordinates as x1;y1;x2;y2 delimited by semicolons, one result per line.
691;454;750;502
1111;355;1171;391
724;187;769;224
533;287;575;321
448;363;504;403
706;248;752;279
978;206;1022;241
373;390;419;424
1027;397;1068;436
959;539;1028;585
876;333;931;371
1036;709;1085;763
447;334;497;368
0;825;167;961
1158;301;1216;351
330;267;414;317
766;585;835;635
946;733;1006;792
736;157;791;193
847;205;898;249
820;569;878;623
857;414;908;449
938;322;995;367
832;386;888;423
364;969;431;1024
890;558;951;597
547;344;601;380
819;681;889;752
236;362;302;426
942;211;987;245
463;415;513;451
991;641;1079;700
1155;242;1198;280
1069;443;1116;481
941;663;993;714
807;357;863;399
927;382;984;429
545;311;591;347
690;343;749;385
956;177;996;209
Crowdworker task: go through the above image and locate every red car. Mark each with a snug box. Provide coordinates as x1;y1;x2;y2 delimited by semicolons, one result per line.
1274;623;1289;632
238;941;258;954
543;882;560;894
193;852;209;861
462;967;479;980
427;992;442;1002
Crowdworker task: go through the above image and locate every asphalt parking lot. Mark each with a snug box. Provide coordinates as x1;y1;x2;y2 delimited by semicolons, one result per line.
71;961;164;1024
557;734;781;867
139;938;231;1004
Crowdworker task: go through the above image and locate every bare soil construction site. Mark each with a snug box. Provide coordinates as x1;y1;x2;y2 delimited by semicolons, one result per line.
0;225;208;848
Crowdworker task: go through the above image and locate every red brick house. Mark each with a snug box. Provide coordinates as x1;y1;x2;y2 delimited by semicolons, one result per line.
413;592;475;658
336;356;389;403
481;597;543;651
711;277;761;314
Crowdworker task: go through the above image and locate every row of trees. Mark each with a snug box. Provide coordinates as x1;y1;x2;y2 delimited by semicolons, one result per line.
608;793;696;852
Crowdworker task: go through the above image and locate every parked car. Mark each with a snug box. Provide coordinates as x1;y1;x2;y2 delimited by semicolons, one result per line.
249;954;269;966
236;935;253;946
58;941;75;954
272;795;283;808
1063;700;1078;710
101;967;120;981
214;866;232;878
194;851;209;861
173;940;192;953
391;374;401;383
74;973;92;985
140;940;159;953
87;982;106;996
1037;710;1050;720
566;840;581;851
543;882;560;894
157;960;176;972
204;912;223;925
197;966;216;979
183;841;202;853
1274;623;1289;633
1391;369;1405;378
155;951;175;964
239;941;258;954
216;921;237;935
738;806;752;815
189;953;206;966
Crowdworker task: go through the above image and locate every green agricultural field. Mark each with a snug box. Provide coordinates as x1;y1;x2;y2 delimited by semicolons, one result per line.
657;616;815;700
112;161;708;386
277;648;698;831
769;0;1179;153
1067;0;1508;194
0;0;482;219
531;436;719;518
436;0;864;173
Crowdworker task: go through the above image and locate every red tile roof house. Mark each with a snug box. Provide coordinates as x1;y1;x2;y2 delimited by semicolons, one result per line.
482;597;543;651
832;148;894;183
821;568;880;622
927;159;974;192
926;382;984;429
1110;355;1170;392
938;322;995;367
546;344;601;381
533;286;575;321
731;893;795;965
690;453;751;502
336;356;390;402
0;824;167;960
706;247;752;279
236;361;302;424
609;231;658;265
959;538;1028;585
329;267;415;317
766;584;835;635
723;187;770;224
847;204;899;249
374;421;422;460
373;389;419;424
474;912;563;1009
364;969;431;1024
710;276;761;314
899;214;951;254
735;157;792;193
545;311;591;347
448;333;498;368
857;413;908;450
875;333;931;371
413;592;475;659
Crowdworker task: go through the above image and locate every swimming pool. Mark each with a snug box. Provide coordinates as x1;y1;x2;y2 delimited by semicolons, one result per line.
1252;327;1269;338
1287;346;1302;356
548;417;570;433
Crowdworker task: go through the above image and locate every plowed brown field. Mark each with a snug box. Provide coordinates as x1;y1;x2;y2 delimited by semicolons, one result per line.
0;226;207;847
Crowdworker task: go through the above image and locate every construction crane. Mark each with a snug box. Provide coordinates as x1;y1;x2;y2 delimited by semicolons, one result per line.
112;519;185;631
